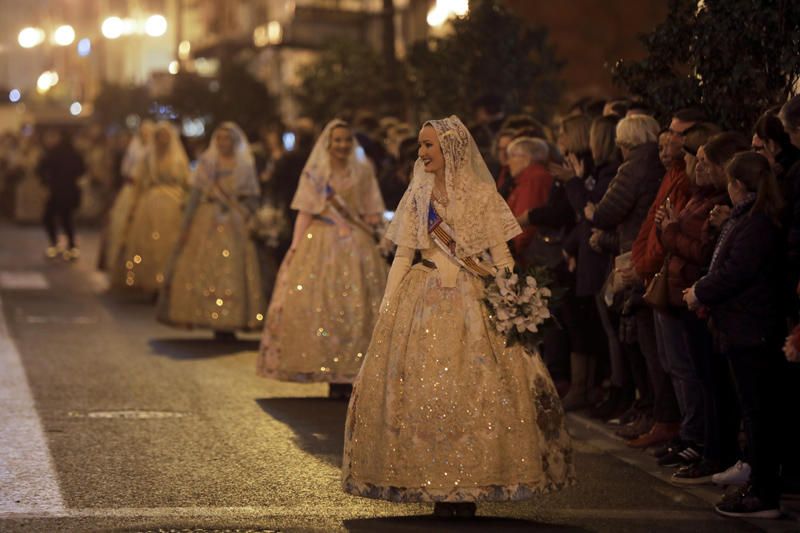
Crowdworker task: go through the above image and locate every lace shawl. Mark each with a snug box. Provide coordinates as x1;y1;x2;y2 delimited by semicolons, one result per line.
386;115;520;257
291;119;383;215
192;121;259;198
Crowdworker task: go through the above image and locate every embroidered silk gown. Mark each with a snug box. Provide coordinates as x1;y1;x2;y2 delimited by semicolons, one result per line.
157;164;265;332
342;115;574;503
257;169;389;384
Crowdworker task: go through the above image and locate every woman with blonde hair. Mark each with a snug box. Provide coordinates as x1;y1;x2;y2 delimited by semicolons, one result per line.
157;122;265;338
258;120;388;398
342;116;574;517
112;122;190;295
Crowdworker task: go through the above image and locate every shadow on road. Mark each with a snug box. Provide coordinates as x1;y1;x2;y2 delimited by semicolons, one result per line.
256;397;347;467
148;338;260;359
343;516;587;532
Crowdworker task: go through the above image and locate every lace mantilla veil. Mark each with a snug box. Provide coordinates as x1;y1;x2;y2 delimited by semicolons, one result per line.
141;121;190;185
385;115;521;257
193;121;259;197
291;119;378;215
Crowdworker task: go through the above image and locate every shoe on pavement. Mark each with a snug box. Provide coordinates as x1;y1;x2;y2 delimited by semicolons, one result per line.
628;422;680;449
62;247;80;261
45;246;60;259
651;436;683;459
671;460;720;485
658;442;702;467
714;485;781;519
616;413;653;440
608;405;641;426
711;460;751;487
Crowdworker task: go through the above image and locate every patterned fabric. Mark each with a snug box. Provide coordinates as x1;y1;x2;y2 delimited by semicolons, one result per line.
342;250;575;502
111;122;190;293
386;115;521;258
156;127;265;332
258;183;388;383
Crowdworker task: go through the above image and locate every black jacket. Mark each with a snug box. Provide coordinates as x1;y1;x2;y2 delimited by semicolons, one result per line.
695;206;783;350
592;142;663;253
564;159;620;296
37;140;86;209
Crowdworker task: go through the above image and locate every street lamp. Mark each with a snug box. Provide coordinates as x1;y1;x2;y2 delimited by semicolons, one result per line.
53;25;76;46
102;17;124;39
69;102;82;116
9;89;21;103
36;71;59;94
144;15;167;37
18;27;46;48
426;0;469;27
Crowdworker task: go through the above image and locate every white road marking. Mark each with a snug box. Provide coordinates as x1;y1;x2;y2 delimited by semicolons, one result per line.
0;294;65;514
0;271;49;290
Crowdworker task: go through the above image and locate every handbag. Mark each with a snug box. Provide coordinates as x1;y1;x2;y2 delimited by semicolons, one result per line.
602;251;631;306
643;255;670;311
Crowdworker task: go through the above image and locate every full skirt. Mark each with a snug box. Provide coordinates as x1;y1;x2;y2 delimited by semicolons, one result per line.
103;184;137;269
157;202;266;331
342;264;575;502
112;185;185;294
257;220;388;383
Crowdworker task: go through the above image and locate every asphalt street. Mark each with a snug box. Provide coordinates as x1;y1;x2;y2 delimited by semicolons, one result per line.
0;223;798;533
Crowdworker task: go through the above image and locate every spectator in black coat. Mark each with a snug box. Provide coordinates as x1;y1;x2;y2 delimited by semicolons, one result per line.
37;129;86;260
685;151;785;519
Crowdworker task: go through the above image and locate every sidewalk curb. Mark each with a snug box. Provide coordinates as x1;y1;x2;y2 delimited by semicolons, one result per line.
567;412;800;530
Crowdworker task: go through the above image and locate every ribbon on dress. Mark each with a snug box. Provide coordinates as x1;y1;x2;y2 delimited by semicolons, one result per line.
325;184;380;243
427;202;495;279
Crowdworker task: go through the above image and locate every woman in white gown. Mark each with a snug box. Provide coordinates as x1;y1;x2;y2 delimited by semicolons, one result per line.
111;122;190;295
157;122;266;337
342;116;574;517
101;120;154;270
257;120;389;397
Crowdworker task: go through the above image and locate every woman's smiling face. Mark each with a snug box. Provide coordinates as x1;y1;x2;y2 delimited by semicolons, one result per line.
328;125;354;162
418;125;444;175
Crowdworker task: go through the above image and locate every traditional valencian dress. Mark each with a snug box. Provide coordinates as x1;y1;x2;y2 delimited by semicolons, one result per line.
157;122;266;332
111;122;189;295
257;119;389;384
342;116;574;503
102;122;154;270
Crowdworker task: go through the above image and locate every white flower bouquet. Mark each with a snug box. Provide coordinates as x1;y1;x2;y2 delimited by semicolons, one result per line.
251;204;290;248
484;266;560;353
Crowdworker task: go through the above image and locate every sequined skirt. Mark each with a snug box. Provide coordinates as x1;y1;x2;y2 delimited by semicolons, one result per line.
342;264;575;502
156;202;266;331
103;184;137;269
112;185;184;294
257;220;388;383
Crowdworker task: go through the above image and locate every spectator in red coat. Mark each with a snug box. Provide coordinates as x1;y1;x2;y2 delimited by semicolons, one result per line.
505;136;553;262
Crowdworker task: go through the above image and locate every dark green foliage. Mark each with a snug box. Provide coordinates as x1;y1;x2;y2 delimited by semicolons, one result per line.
294;40;405;124
613;0;800;130
407;0;563;122
293;0;563;124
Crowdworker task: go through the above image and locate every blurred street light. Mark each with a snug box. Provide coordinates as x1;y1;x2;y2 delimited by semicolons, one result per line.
168;60;180;75
102;17;124;39
254;21;283;47
144;15;167;37
36;71;59;94
427;0;469;27
69;102;82;116
18;27;46;48
178;40;191;60
53;25;76;46
77;38;91;56
8;89;21;103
